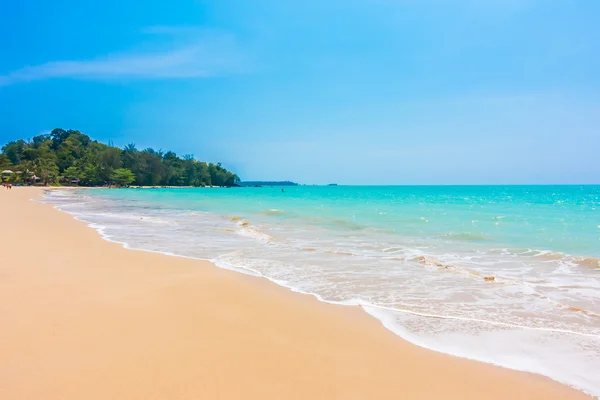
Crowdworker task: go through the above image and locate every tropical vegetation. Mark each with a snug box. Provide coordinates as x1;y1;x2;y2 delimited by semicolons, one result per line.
0;128;240;187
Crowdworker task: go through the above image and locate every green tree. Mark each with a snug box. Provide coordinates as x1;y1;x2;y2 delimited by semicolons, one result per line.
56;134;86;172
19;138;59;185
111;168;136;187
2;128;240;187
2;140;26;164
99;146;122;182
62;166;82;184
0;154;12;169
140;148;164;186
49;128;70;150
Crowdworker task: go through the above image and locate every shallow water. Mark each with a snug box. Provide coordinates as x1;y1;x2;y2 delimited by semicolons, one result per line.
43;185;600;396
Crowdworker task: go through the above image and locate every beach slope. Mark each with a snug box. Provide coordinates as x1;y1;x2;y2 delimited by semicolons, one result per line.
0;188;589;399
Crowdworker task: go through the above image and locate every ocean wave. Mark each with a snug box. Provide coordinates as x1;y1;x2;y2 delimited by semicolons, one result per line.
438;231;490;241
573;257;600;269
482;248;600;271
294;215;369;231
92;212;177;225
260;208;287;215
231;219;275;243
40;188;600;397
410;255;497;282
531;250;600;270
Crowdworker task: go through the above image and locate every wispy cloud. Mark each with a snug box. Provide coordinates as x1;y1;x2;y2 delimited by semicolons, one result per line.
0;27;243;87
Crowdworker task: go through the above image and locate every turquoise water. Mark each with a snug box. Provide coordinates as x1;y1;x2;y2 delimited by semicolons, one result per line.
45;185;600;395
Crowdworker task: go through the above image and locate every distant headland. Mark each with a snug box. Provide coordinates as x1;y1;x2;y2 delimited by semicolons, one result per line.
238;181;299;187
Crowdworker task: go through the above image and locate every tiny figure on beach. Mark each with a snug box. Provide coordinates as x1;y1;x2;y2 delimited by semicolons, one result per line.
281;188;285;192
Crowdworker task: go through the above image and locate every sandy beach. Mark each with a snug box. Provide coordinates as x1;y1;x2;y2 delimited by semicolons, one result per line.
0;187;590;399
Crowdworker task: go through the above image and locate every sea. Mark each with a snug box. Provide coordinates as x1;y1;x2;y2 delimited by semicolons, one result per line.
42;185;600;396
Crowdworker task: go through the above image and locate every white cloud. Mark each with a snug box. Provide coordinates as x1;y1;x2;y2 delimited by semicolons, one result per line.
0;27;243;86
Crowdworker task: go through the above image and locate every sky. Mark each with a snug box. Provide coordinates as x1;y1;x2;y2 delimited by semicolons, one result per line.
1;0;599;184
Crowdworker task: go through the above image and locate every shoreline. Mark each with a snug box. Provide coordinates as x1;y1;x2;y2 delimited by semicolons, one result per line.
0;187;591;399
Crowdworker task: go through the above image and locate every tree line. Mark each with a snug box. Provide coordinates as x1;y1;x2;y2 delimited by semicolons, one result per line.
0;128;240;187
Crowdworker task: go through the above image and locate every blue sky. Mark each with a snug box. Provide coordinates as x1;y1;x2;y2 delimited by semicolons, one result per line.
1;0;599;184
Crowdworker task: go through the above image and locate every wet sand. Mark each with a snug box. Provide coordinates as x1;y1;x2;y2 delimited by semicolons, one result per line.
0;187;590;399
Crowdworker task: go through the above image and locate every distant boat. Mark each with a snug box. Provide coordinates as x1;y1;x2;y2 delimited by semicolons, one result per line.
327;183;338;186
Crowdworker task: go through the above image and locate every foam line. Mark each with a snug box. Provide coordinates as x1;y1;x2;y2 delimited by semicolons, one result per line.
38;189;599;397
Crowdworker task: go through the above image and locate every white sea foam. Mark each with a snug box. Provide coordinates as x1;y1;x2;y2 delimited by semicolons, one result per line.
40;188;600;397
363;306;599;396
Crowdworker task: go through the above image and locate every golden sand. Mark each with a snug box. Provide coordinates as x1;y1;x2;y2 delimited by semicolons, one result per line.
0;187;589;399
